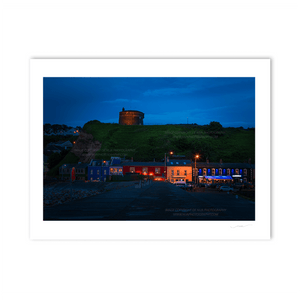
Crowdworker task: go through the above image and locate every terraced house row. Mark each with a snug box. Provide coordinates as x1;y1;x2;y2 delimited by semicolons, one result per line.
59;156;255;184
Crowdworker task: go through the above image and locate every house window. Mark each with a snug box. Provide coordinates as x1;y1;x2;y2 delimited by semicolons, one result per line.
219;168;222;175
203;168;207;176
177;170;180;176
119;168;122;173
103;170;106;175
155;168;160;174
243;169;247;176
142;167;148;174
184;170;187;176
235;169;239;175
212;168;215;176
130;167;135;173
110;168;114;174
91;170;93;175
171;170;174;176
97;170;99;175
227;169;230;176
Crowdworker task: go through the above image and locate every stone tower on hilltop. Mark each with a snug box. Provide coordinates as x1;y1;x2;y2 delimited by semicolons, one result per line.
119;107;144;125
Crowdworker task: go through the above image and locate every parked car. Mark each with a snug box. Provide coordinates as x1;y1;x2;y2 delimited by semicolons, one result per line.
219;186;233;192
174;182;186;188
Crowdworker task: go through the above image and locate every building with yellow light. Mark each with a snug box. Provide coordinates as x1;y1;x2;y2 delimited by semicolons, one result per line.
167;160;192;183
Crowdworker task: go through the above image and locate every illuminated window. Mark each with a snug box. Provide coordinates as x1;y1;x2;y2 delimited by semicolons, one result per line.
235;169;239;175
219;168;222;175
119;168;122;173
243;169;247;176
155;168;160;174
130;167;135;173
103;170;106;175
203;168;207;176
212;168;215;176
142;167;148;173
227;169;230;175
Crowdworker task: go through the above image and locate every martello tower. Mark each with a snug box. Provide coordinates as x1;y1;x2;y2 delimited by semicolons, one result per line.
119;107;144;125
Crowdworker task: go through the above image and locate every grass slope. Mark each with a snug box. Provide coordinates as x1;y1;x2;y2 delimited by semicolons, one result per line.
83;121;255;163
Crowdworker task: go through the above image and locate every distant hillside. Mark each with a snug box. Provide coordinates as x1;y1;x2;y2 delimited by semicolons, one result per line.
82;120;255;163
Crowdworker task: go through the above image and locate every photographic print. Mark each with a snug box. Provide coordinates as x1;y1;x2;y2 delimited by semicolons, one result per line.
43;77;255;221
30;59;270;239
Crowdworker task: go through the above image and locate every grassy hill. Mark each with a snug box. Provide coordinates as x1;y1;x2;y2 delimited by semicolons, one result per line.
82;120;255;163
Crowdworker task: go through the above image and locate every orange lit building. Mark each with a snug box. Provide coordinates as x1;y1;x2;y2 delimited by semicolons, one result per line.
166;160;192;183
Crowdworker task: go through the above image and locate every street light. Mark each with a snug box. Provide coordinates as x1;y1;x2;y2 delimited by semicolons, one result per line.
194;154;199;184
164;151;173;181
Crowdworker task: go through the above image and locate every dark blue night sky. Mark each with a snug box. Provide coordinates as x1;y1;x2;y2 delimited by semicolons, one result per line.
43;77;255;128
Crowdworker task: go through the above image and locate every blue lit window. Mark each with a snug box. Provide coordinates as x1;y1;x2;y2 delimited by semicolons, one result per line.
208;169;211;175
223;169;226;175
239;169;243;175
215;169;219;175
232;169;235;174
199;169;202;175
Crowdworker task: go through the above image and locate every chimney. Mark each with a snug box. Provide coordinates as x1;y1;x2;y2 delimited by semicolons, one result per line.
220;159;223;164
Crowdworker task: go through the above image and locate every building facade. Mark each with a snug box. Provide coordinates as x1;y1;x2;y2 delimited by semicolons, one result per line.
59;163;88;180
88;159;110;182
196;160;255;184
122;162;166;180
166;159;192;183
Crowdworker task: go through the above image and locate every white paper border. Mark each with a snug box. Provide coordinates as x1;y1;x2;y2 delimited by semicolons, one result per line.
30;59;270;240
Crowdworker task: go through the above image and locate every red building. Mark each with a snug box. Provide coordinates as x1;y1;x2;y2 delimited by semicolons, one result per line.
122;162;167;181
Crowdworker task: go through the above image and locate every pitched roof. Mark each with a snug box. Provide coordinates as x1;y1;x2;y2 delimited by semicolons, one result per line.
121;162;165;167
167;159;192;166
196;162;255;169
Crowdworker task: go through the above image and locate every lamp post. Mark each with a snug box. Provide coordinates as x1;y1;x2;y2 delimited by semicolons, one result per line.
194;155;199;184
165;151;173;181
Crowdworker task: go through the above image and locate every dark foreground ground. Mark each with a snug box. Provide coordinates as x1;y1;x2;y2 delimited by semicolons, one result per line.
44;181;255;221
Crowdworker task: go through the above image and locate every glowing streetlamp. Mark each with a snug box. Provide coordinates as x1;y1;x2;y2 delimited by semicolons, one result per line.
194;154;199;183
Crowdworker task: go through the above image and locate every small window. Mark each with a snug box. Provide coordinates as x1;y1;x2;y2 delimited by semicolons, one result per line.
155;168;160;174
184;170;187;176
243;169;247;176
184;162;186;165
212;168;215;176
203;168;207;176
171;170;174;175
171;162;173;164
91;170;93;175
176;162;179;164
219;168;222;175
130;167;135;173
142;167;148;174
177;170;180;175
97;170;99;175
103;170;106;175
227;169;230;176
235;169;239;175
